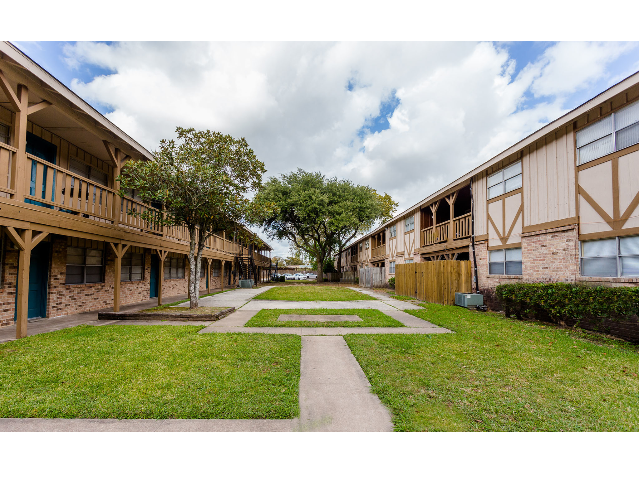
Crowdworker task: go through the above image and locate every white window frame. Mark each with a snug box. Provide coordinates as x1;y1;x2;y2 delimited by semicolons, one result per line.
405;216;414;232
389;261;395;274
488;161;522;200
405;258;414;264
576;101;639;166
388;224;397;238
580;236;639;278
488;247;522;276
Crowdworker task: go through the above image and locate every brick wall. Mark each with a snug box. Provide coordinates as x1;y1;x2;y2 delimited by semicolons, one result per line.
0;235;227;327
470;227;639;341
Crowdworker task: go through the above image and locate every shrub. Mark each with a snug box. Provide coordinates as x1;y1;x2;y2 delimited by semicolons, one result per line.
388;277;396;289
496;283;639;325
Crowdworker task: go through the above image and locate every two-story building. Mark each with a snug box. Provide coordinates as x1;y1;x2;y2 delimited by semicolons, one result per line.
339;72;639;298
0;42;271;337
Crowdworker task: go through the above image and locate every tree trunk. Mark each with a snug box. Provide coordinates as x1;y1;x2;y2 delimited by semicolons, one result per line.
188;225;198;309
336;244;344;279
316;254;323;284
195;229;206;305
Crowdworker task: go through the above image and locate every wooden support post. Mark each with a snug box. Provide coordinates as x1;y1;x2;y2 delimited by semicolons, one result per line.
4;226;32;339
12;84;29;200
109;243;130;312
207;258;212;294
156;249;168;306
221;260;225;292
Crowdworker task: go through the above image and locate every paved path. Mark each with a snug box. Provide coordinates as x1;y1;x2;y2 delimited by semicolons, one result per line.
2;285;451;432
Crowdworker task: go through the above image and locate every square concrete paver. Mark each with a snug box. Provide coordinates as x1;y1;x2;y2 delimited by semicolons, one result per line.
277;314;362;322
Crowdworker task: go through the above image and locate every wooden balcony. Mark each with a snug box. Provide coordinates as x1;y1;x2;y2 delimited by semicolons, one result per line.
0;144;251;259
371;244;386;259
421;213;471;247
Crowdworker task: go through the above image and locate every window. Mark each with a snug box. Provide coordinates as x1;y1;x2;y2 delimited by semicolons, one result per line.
121;248;144;282
359;243;362;252
405;259;414;264
580;236;639;278
488;161;522;199
489;247;522;275
66;242;105;284
405;216;414;231
211;260;221;277
164;255;185;279
0;122;9;145
388;225;397;238
389;261;395;274
576;101;639;165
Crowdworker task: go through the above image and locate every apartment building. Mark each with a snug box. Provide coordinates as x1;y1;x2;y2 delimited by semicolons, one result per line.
339;72;639;297
0;42;271;337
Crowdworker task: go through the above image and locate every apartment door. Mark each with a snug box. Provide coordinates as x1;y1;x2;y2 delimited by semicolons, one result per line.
27;241;50;319
25;132;57;207
150;254;159;298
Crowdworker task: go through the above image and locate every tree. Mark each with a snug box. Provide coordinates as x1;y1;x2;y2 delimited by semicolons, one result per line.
251;169;397;283
334;190;396;275
119;127;268;308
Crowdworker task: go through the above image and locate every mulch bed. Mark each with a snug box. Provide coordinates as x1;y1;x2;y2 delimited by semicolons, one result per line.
97;307;235;321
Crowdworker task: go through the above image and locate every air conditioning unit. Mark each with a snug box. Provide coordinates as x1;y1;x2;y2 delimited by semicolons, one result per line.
239;279;254;288
455;292;484;308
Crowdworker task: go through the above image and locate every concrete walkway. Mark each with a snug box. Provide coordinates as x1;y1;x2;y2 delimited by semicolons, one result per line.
1;284;451;432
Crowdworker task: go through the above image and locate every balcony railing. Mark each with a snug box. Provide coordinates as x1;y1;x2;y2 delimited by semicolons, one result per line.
371;244;386;258
0;141;17;196
421;213;471;247
2;152;255;258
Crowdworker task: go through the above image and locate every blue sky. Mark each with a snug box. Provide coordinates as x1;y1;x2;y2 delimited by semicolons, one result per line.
10;41;640;257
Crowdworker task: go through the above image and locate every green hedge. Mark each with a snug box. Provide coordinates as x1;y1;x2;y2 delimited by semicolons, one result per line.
496;283;639;324
388;277;395;288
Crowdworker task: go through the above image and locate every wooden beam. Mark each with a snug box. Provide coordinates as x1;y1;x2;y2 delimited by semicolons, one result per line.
221;260;225;292
11;85;29;200
27;100;52;116
30;231;49;249
5;226;26;251
207;258;212;294
16;229;32;339
156;249;167;306
109;243;129;312
0;70;21;112
103;140;118;165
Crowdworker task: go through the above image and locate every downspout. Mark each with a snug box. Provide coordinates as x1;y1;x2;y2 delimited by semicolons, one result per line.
470;178;479;294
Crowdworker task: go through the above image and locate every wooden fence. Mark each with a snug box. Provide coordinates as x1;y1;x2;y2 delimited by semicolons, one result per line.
394;260;472;305
359;267;386;287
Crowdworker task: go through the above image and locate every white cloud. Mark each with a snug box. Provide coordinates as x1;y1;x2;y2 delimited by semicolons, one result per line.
61;41;637;256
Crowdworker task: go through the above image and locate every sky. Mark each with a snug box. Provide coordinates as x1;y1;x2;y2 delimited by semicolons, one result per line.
13;40;640;257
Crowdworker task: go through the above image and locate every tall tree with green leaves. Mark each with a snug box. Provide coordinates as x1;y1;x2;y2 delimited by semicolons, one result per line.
251;169;397;282
119;127;268;307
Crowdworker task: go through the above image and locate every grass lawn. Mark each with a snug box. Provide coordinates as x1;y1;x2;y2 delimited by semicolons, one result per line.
390;295;416;301
254;285;375;301
245;309;404;327
345;303;639;431
0;325;300;419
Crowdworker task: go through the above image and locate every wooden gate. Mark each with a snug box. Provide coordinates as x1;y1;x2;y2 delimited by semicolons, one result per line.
394;260;472;305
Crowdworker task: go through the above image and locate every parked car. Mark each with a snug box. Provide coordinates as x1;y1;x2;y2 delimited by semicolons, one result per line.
285;274;294;280
293;273;306;280
307;273;317;279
